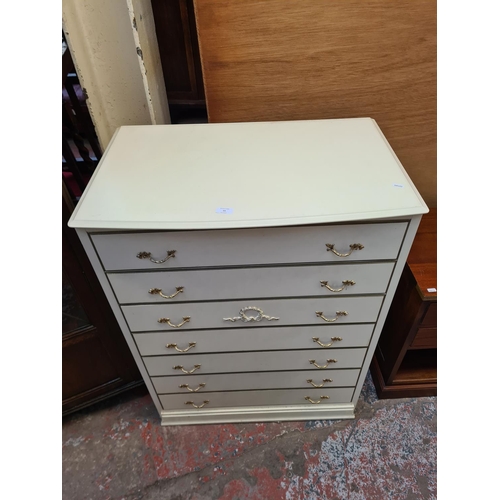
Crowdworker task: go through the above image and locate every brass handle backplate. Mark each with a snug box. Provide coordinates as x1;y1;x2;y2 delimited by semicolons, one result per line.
312;336;343;347
136;249;176;264
306;379;333;388
173;364;201;374
149;286;184;299
309;359;337;369
325;243;364;257
315;311;348;323
305;396;330;404
320;280;355;293
223;306;279;323
185;400;209;409
158;316;191;328
179;383;206;392
166;342;196;353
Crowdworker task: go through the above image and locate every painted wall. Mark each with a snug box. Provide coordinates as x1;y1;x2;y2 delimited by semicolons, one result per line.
63;0;170;150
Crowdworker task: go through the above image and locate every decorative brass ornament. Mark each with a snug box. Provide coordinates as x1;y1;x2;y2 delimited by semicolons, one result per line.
305;396;330;404
306;379;333;388
312;337;343;347
173;364;201;374
223;306;279;323
149;286;184;299
166;342;196;352
309;359;337;369
325;243;364;257
185;400;209;409
315;311;348;323
320;280;356;293
179;383;206;392
136;249;176;264
158;316;191;328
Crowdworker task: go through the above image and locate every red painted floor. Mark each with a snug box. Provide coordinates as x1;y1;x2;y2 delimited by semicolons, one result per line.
62;371;436;499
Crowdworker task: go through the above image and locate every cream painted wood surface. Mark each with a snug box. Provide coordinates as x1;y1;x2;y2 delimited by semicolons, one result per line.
71;119;428;425
160;388;355;411
75;228;165;415
350;214;422;404
92;222;406;271
152;369;360;394
144;348;366;376
160;403;356;425
62;0;169;150
68;118;427;230
109;263;394;303
122;296;383;332
126;0;170;126
133;324;374;356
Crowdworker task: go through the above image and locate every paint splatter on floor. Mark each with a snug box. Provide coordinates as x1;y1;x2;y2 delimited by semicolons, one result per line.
62;371;436;499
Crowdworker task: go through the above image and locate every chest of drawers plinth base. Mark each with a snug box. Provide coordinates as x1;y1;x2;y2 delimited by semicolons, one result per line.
159;403;357;426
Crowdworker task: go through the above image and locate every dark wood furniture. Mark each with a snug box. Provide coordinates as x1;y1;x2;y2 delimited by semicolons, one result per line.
63;188;144;415
62;44;144;415
151;0;206;123
370;208;437;398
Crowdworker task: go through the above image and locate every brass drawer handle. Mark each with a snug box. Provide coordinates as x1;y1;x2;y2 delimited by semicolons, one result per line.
305;396;330;404
320;280;355;293
166;342;196;353
158;316;191;328
185;400;209;409
223;306;279;323
179;383;206;392
173;364;201;374
310;359;337;369
149;286;184;299
312;336;343;347
325;243;364;257
136;249;176;264
306;378;333;388
316;311;348;323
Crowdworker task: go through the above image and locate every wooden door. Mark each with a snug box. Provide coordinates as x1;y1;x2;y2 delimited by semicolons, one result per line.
62;184;143;416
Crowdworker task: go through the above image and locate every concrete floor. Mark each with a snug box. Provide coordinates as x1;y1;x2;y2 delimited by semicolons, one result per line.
62;371;437;500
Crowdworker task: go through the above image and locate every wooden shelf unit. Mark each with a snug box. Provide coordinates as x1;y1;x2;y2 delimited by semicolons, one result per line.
370;208;437;399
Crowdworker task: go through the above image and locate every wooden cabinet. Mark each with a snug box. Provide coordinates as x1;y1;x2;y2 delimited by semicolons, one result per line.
62;189;143;415
370;209;437;398
151;0;206;122
68;118;428;425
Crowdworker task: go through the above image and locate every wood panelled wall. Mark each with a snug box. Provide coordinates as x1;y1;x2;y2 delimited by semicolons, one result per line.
194;0;436;206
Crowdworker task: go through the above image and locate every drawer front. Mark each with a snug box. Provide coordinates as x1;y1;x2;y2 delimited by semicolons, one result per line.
134;325;374;356
122;296;383;332
109;262;394;304
92;222;407;271
410;328;437;349
159;387;355;411
143;348;366;376
152;369;360;394
420;302;437;328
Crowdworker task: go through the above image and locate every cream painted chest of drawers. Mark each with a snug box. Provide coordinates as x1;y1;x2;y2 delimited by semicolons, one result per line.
68;118;428;425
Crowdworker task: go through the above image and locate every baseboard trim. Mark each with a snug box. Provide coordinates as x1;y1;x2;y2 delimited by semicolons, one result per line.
161;403;356;426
